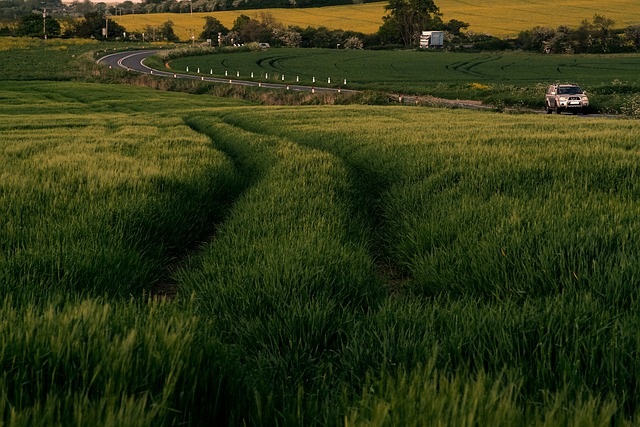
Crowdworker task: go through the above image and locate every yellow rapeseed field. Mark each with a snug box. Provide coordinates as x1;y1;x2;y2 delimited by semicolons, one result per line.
113;4;384;41
0;37;98;51
113;0;640;40
442;0;640;37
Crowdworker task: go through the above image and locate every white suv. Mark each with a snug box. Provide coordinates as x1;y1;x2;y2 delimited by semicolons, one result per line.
546;84;589;114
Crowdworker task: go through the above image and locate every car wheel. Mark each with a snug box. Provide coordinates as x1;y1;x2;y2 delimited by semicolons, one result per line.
555;103;562;114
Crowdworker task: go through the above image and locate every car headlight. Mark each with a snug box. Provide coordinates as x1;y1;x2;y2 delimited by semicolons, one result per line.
582;96;588;101
559;97;567;101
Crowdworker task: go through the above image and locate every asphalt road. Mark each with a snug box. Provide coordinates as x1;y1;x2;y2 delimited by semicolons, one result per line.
96;49;356;94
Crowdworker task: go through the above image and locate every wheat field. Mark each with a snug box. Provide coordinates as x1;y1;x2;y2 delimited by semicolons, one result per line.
3;32;640;421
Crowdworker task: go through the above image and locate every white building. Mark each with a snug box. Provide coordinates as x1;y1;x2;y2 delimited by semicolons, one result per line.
420;31;444;48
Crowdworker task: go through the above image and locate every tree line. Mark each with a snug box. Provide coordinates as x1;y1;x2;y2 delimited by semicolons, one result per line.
132;0;382;13
0;0;61;23
516;15;640;54
0;0;378;22
3;0;640;54
0;0;465;48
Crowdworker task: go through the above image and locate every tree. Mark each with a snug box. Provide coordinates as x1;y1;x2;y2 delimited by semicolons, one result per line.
221;30;240;45
94;2;108;14
443;19;469;36
70;0;97;17
548;25;573;54
592;14;616;52
158;20;178;42
241;19;271;43
259;11;277;27
273;28;301;47
200;16;228;40
307;26;340;48
231;14;250;32
625;25;640;51
381;0;442;46
230;14;271;44
343;36;363;49
516;26;554;52
168;1;180;13
0;0;60;21
16;13;60;38
142;24;156;41
377;18;403;45
71;12;126;39
118;0;136;14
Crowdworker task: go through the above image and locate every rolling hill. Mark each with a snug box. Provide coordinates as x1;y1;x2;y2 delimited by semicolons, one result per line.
113;0;640;40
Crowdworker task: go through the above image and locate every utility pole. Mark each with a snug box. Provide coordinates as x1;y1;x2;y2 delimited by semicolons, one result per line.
42;7;46;39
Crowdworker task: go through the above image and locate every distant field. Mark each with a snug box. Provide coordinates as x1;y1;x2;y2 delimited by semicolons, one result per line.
442;0;640;37
168;48;640;87
165;47;640;111
113;4;384;41
0;37;101;80
114;0;640;40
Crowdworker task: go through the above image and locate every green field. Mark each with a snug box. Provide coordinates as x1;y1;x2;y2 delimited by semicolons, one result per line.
114;0;640;40
168;48;640;86
3;39;640;424
164;47;640;112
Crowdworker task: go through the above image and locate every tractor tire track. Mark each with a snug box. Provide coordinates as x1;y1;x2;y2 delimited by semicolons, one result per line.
218;114;411;293
450;55;503;77
152;115;272;298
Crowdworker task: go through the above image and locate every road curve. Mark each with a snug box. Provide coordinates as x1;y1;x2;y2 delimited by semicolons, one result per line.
96;50;615;117
97;49;356;94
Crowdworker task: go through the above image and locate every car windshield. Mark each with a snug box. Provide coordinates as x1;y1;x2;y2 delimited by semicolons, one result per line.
557;86;583;95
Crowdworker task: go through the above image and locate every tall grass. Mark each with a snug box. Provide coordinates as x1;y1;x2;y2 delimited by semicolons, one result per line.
0;297;234;426
176;114;386;423
0;82;240;302
4;79;640;425
213;105;640;423
0;82;247;425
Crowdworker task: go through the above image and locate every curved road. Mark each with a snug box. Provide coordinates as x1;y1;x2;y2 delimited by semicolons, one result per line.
97;49;356;94
97;50;614;117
